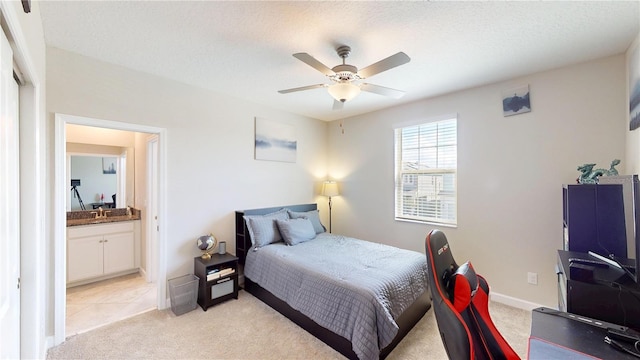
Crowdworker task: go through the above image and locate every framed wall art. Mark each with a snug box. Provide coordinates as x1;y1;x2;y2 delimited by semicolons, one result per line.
254;117;297;163
102;157;116;174
502;85;531;117
629;39;640;131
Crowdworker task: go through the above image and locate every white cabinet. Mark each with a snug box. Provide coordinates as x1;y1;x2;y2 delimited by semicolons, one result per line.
67;235;104;282
103;232;135;274
67;221;140;285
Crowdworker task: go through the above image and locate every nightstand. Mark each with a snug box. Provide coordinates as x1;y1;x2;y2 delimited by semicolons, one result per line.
194;253;239;311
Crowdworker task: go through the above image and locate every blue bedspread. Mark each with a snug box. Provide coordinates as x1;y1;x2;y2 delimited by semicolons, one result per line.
244;233;429;360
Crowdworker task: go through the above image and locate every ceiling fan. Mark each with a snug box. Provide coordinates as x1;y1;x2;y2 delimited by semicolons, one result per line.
278;45;410;110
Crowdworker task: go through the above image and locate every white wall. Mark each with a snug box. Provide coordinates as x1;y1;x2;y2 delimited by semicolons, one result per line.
66;123;136;147
328;55;628;307
46;46;328;333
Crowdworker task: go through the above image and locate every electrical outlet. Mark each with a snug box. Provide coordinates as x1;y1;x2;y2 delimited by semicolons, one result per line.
527;272;538;285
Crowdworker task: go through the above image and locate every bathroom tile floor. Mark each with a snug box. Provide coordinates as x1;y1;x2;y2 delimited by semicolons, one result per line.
66;273;157;337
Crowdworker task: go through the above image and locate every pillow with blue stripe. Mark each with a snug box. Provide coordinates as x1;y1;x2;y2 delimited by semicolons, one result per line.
287;209;325;234
276;218;317;246
243;208;289;248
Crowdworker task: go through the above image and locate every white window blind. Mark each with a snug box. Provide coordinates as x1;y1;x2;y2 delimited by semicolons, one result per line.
394;118;457;225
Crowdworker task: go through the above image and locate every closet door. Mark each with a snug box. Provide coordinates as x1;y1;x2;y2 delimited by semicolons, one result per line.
0;26;20;359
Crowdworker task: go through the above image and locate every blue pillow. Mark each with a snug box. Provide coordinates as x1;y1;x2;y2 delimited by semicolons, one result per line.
243;209;289;248
287;209;325;234
275;218;316;246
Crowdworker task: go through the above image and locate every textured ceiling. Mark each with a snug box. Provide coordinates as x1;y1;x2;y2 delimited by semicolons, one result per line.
39;1;640;121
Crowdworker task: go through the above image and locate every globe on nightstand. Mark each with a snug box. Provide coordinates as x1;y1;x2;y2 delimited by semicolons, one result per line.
197;234;217;260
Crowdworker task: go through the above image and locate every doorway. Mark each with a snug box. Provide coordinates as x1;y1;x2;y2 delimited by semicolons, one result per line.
53;113;167;345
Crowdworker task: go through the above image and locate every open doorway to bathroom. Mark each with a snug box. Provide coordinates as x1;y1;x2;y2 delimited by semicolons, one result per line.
54;114;167;345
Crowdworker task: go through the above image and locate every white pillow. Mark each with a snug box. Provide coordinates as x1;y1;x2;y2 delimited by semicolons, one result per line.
287;209;325;234
275;218;316;246
243;209;289;248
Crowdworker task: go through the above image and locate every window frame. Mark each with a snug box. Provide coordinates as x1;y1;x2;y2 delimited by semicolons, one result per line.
394;116;458;227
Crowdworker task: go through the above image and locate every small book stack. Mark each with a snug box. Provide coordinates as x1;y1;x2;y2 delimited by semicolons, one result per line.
207;267;235;281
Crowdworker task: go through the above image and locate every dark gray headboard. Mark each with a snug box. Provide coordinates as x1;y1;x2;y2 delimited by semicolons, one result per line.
234;203;318;264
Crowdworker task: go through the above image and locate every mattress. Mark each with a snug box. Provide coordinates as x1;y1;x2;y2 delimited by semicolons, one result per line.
244;233;429;360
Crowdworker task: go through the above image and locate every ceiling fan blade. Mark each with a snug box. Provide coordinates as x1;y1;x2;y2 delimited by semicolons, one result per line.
357;52;410;79
278;84;327;94
293;53;336;76
332;99;344;110
360;83;406;99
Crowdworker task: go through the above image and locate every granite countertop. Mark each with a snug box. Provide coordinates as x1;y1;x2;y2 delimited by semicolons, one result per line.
67;207;141;227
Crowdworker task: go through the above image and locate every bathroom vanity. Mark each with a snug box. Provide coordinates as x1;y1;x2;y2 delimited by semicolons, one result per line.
66;208;142;287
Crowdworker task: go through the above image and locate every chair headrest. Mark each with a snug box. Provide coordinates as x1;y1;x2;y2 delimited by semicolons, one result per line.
426;230;459;296
449;261;479;312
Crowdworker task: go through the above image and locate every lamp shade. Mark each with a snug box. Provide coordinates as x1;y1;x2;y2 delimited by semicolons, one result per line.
327;82;360;103
322;181;339;197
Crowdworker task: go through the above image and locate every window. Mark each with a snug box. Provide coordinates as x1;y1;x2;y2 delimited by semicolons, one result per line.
394;118;457;225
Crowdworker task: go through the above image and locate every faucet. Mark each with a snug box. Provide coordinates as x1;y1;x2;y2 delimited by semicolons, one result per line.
92;207;111;219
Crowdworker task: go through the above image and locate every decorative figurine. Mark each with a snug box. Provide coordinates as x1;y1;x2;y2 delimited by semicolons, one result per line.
577;159;620;184
607;159;620;176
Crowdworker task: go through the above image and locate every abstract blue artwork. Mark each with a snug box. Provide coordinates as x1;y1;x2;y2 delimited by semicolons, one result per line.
254;117;297;163
502;85;531;117
629;40;640;131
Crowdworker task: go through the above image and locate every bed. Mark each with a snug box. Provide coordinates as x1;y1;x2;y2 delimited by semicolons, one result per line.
234;203;431;360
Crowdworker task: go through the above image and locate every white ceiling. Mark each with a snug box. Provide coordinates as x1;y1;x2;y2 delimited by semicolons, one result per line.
39;1;640;121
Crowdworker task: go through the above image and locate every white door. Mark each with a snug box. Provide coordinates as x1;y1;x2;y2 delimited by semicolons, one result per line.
0;27;20;359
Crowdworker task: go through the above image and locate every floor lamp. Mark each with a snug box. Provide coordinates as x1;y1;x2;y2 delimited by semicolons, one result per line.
322;181;339;233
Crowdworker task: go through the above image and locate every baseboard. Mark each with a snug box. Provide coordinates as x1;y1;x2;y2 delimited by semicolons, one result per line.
490;291;547;311
66;268;139;288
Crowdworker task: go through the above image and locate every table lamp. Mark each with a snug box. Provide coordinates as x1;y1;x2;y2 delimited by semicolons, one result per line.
322;181;339;233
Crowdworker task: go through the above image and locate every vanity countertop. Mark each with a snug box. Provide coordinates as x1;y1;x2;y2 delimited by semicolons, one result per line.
67;208;141;227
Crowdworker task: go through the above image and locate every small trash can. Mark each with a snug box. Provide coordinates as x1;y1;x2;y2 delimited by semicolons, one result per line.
168;274;199;316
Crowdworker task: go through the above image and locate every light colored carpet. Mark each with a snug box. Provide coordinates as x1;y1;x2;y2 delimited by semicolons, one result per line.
47;290;531;359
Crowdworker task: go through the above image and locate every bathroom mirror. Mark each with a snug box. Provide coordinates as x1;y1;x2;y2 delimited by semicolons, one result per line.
65;124;137;211
67;147;134;211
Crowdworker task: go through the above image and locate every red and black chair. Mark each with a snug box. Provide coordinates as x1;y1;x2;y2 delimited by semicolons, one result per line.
425;229;520;360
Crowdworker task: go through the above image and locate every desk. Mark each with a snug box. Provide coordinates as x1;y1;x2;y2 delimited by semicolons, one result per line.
557;250;640;330
529;307;638;359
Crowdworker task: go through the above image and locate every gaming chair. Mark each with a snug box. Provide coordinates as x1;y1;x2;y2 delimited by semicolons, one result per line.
425;229;520;360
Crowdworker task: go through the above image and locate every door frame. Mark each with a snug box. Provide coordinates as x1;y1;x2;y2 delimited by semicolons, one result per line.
53;113;168;345
146;136;159;283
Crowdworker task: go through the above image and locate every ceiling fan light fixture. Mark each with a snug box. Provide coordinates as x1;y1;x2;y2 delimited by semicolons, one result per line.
328;82;360;103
